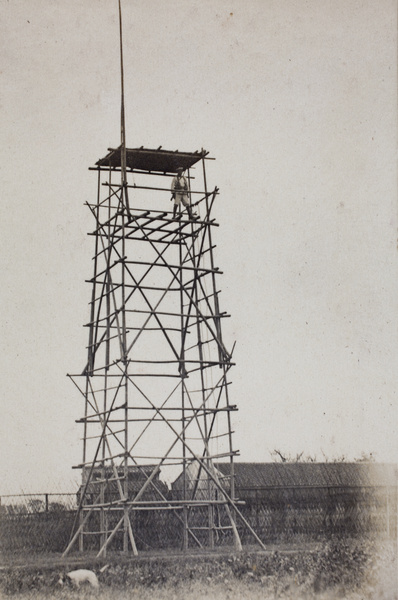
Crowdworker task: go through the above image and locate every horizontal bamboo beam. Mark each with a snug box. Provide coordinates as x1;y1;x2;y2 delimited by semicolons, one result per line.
76;404;126;422
103;182;218;196
122;405;227;411
184;314;231;330
88;167;195;178
188;526;234;531
77;417;233;426
122;259;221;274
86;281;182;292
83;428;124;441
82;498;243;509
86;383;127;394
86;333;125;349
89;233;181;246
121;326;184;333
69;372;183;378
89;167;186;177
80;412;235;425
112;358;231;366
83;505;183;511
186;381;232;393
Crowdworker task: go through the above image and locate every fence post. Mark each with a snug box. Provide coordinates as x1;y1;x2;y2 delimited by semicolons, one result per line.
256;490;259;530
45;494;49;513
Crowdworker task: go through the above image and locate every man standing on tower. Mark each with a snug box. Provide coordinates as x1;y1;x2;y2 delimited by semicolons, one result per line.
171;167;196;219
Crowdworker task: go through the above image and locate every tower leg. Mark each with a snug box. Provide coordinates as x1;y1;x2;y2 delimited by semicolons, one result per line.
183;506;189;551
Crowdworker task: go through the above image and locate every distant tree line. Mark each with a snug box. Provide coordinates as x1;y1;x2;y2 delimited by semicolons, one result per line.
271;450;375;463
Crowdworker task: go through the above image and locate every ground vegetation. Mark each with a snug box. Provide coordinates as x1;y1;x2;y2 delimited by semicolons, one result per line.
0;539;396;599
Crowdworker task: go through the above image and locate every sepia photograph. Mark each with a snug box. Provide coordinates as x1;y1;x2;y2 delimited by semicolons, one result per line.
0;1;397;597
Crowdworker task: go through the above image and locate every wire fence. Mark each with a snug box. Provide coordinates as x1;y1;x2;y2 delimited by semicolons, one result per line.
0;493;77;554
0;492;77;514
0;485;396;555
236;485;398;544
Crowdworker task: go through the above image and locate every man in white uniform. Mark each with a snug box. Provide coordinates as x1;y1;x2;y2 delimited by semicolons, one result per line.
171;167;196;219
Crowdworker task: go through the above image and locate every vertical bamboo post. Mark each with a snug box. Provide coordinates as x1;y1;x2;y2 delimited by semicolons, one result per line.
202;154;240;549
179;222;189;551
117;0;131;554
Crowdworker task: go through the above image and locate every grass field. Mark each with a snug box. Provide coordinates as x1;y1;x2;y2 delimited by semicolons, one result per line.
0;539;396;599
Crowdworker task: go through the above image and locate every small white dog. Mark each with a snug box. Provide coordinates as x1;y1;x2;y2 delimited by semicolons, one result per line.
58;566;109;588
58;563;109;588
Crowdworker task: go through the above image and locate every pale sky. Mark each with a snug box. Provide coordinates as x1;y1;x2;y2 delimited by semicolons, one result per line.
1;0;397;494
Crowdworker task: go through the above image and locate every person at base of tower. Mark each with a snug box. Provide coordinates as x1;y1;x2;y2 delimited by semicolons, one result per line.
171;167;197;220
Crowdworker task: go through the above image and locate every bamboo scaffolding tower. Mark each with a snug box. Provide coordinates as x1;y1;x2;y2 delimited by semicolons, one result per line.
63;1;265;558
63;145;267;556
